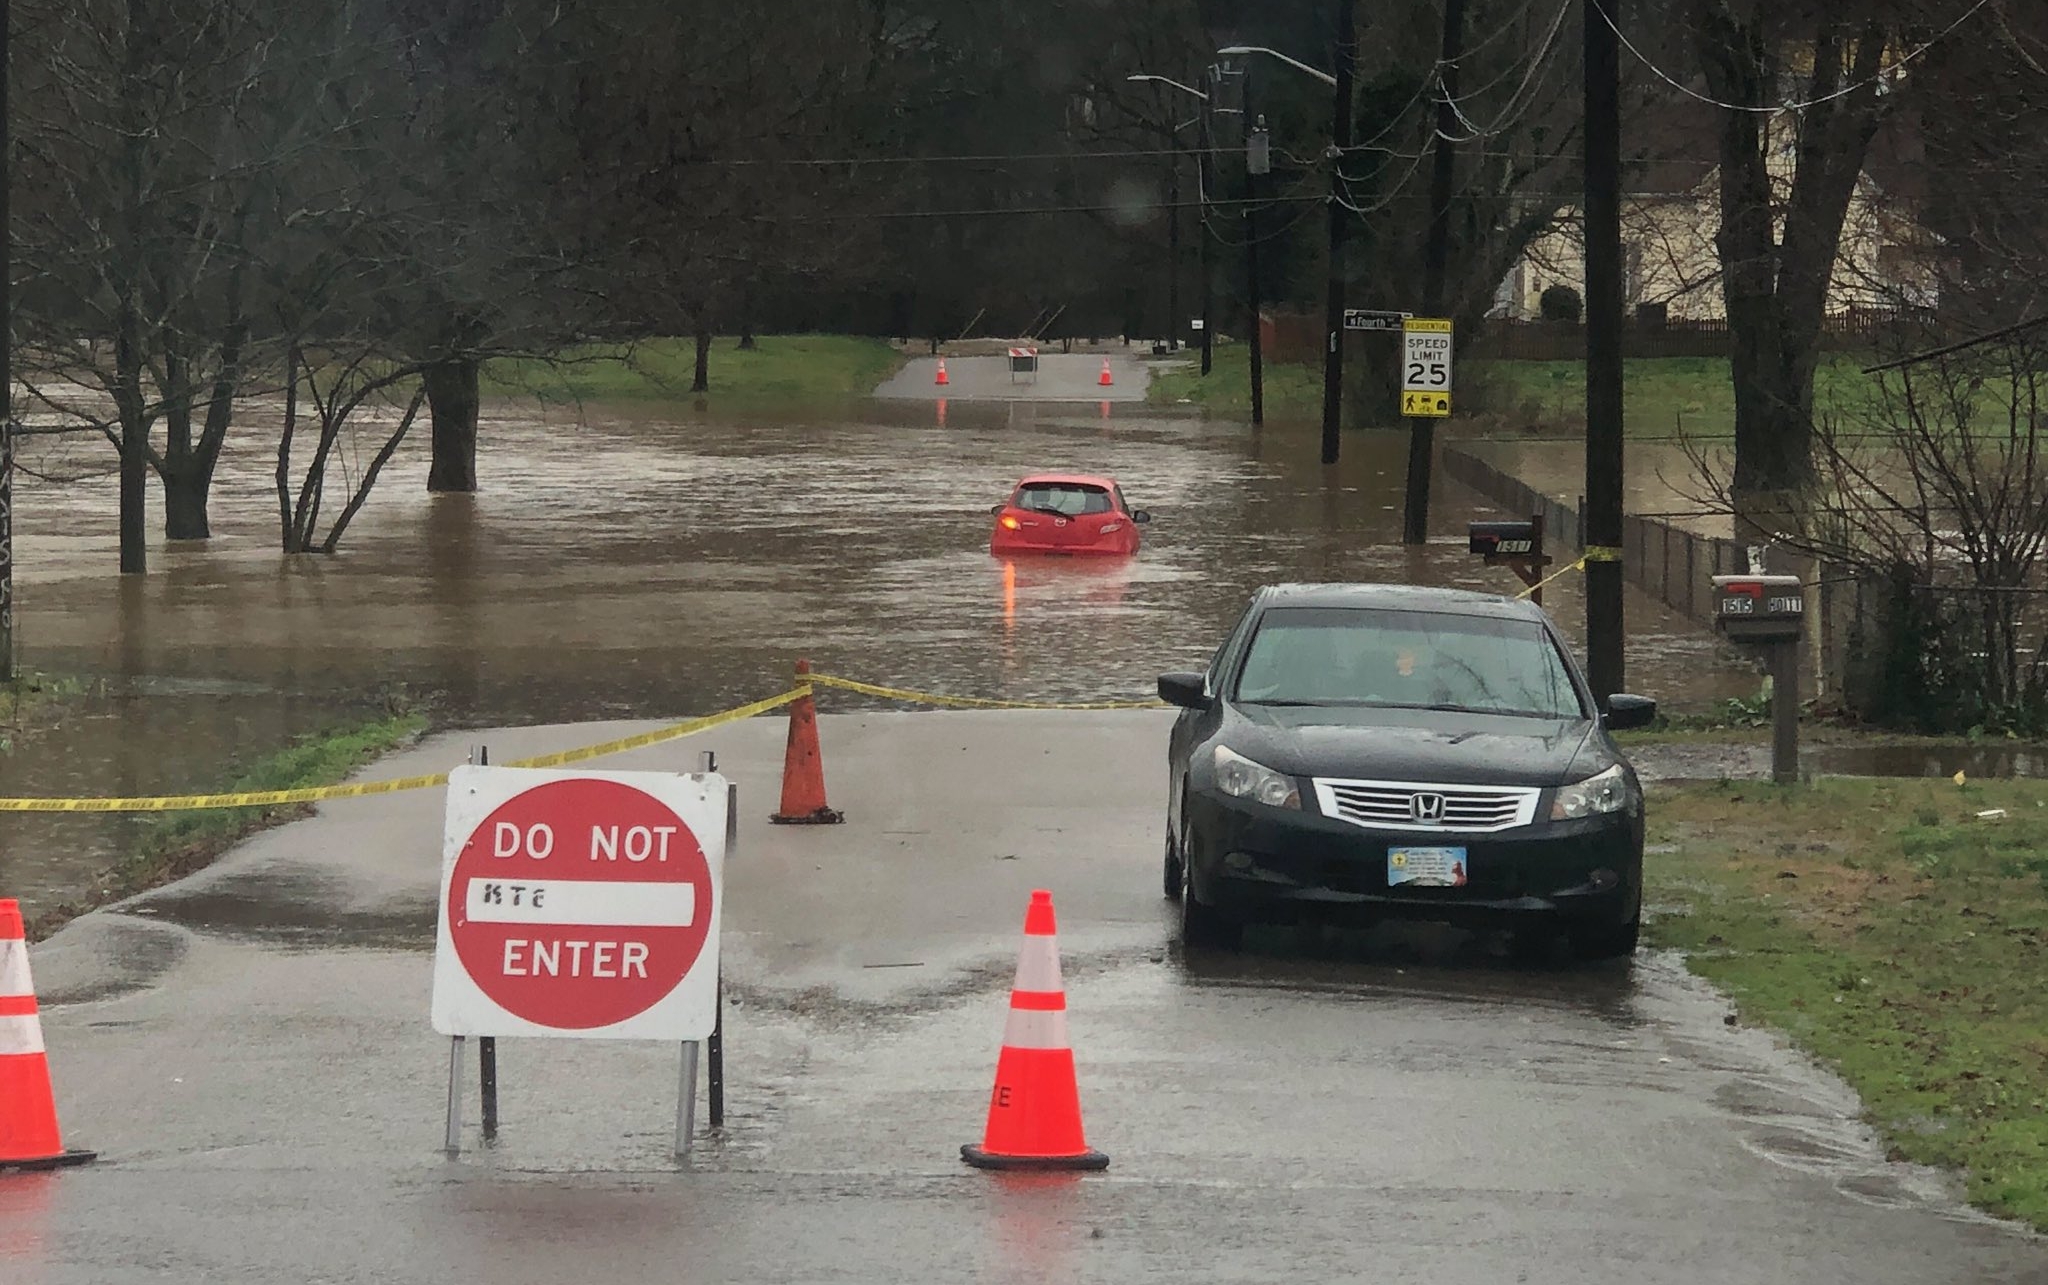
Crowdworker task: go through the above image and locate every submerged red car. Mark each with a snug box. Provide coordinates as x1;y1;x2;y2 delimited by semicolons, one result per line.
989;474;1151;557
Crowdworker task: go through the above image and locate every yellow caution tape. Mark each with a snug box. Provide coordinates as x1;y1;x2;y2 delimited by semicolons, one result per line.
0;688;809;813
0;672;1164;813
808;673;1165;711
0;770;459;814
1582;545;1625;563
502;689;807;769
1516;556;1589;601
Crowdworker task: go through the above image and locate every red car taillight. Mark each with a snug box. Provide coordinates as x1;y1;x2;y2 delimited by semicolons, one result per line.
999;515;1021;530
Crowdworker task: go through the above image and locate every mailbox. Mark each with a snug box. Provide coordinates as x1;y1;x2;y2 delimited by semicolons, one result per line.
1469;520;1539;559
1712;574;1805;642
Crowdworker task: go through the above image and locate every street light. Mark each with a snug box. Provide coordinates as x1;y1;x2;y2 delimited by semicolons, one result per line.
1124;73;1208;101
1126;72;1219;371
1219;16;1354;463
1215;45;1337;88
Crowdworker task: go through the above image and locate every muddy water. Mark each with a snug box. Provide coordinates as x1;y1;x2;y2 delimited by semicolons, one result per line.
0;398;1760;912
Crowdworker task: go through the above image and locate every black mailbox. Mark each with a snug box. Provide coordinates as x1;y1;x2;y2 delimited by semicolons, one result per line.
1711;574;1805;642
1469;521;1538;558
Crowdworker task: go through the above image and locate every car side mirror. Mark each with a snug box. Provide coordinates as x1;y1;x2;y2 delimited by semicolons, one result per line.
1603;693;1657;731
990;503;1005;515
1157;671;1209;710
1132;510;1153;525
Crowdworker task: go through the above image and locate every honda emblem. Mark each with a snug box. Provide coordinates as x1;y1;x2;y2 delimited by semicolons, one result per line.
1410;792;1447;823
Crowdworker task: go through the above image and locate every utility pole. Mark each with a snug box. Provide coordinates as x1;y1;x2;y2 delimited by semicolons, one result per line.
1584;0;1626;703
1197;68;1214;377
1321;0;1357;465
1404;0;1467;545
2;0;14;680
1245;78;1269;426
1166;165;1181;352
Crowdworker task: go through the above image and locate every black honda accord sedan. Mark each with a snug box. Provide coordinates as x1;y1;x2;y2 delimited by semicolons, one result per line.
1159;584;1657;957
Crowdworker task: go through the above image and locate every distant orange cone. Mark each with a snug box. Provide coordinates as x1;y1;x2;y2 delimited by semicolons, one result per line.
0;899;95;1172
962;890;1108;1171
1097;359;1114;387
935;358;950;386
771;659;843;825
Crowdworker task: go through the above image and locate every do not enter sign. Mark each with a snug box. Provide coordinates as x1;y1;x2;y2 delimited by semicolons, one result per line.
432;766;726;1041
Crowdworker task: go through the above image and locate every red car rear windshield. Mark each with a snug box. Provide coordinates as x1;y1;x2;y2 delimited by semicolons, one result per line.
1013;483;1113;516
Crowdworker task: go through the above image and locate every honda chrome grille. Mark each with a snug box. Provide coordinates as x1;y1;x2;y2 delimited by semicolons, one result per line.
1311;778;1541;834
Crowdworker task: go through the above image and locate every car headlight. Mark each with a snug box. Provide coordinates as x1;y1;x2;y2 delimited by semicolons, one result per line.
1212;746;1300;809
1551;764;1635;820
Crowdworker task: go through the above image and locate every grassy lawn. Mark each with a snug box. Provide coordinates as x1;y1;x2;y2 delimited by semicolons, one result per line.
24;712;427;942
481;335;905;404
1147;351;1324;418
1151;352;1903;441
1468;354;1883;439
1647;775;2048;1229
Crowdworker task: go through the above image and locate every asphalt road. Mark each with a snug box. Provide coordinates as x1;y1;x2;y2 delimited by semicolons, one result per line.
873;353;1152;401
5;711;2044;1283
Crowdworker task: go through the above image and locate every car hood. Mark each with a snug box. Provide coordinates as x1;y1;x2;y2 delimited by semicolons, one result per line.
1221;703;1602;788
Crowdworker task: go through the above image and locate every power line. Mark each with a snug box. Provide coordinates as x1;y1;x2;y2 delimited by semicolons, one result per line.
762;193;1334;223
1437;0;1574;142
697;147;1233;167
1602;0;1995;115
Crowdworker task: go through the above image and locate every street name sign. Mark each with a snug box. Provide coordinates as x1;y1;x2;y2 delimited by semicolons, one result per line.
1344;308;1412;332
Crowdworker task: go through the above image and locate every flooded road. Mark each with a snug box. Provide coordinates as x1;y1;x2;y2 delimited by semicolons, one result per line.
1;397;1758;915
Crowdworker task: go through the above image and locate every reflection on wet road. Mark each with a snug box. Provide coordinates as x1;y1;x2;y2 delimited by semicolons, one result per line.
14;711;2041;1284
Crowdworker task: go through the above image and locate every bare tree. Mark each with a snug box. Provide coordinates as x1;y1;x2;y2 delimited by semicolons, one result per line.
12;0;377;566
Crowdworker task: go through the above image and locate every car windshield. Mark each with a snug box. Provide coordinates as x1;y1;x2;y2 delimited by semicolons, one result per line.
1233;606;1585;719
1013;483;1113;516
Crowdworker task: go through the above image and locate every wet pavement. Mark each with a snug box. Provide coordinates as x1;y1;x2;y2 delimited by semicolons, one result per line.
873;353;1153;401
8;712;2045;1283
1;399;1759;919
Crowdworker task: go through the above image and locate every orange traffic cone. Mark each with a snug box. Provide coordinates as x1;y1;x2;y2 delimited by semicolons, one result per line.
0;899;95;1172
771;659;844;825
962;890;1108;1171
1097;359;1114;387
935;358;950;386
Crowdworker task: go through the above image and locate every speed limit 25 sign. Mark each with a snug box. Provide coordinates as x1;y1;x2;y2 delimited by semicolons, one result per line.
430;766;727;1042
1401;317;1453;418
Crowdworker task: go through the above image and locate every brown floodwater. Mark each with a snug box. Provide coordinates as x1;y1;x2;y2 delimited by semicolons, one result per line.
0;396;1760;913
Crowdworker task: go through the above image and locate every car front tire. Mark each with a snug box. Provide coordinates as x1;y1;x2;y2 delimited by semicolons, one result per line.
1178;840;1241;950
1163;830;1183;901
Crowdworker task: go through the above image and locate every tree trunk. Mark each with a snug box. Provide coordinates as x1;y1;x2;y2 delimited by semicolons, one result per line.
692;329;712;393
425;358;481;493
162;466;211;540
1698;13;1889;507
114;302;149;575
119;424;149;572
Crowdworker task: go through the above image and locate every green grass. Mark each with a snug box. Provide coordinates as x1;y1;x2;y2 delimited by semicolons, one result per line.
0;672;92;754
1648;776;2048;1229
23;711;428;942
480;334;905;404
1465;355;1890;439
1150;353;1911;441
1147;351;1326;417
